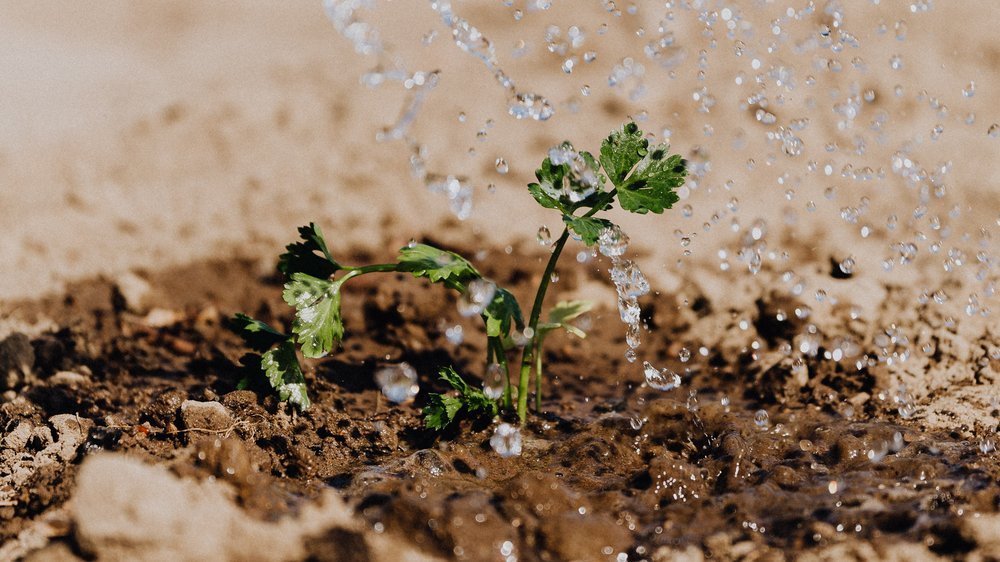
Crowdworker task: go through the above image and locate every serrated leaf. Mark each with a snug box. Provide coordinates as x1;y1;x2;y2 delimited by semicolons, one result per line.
599;122;648;187
423;394;464;430
396;244;480;285
530;157;570;210
483;287;524;338
230;313;288;352
563;216;614;246
438;365;471;395
279;223;340;279
616;144;686;214
528;182;563;211
261;341;311;411
539;300;593;338
282;273;344;358
423;367;500;431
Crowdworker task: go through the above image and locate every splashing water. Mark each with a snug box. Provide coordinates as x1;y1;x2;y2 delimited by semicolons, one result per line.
490;423;523;457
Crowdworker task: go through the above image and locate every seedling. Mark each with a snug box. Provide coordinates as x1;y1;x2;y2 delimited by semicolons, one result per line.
232;121;686;427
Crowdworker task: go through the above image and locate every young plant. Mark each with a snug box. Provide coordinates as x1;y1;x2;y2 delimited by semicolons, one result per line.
231;121;686;427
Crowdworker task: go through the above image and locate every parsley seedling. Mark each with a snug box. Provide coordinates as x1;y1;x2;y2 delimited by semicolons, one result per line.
231;122;686;427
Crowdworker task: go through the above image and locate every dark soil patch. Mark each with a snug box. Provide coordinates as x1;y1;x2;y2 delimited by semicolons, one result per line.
2;242;999;561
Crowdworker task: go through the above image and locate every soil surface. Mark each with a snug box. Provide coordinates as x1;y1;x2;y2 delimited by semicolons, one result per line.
2;235;999;561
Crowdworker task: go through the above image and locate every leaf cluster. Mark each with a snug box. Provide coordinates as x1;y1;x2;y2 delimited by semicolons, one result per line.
422;367;500;430
528;122;687;245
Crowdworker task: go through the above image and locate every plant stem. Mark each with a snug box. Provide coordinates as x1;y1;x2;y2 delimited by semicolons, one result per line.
346;263;400;275
534;337;544;412
517;227;571;422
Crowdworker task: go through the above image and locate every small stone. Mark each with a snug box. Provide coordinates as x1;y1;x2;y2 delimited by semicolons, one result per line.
142;308;181;328
113;271;153;313
180;401;233;432
0;333;35;391
48;414;94;461
49;371;89;387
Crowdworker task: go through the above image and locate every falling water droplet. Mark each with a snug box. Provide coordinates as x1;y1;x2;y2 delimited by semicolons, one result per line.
483;363;505;400
375;363;420;403
457;279;497;317
508;92;554;121
754;409;770;429
643;361;681;391
537;225;552;246
495;157;509;174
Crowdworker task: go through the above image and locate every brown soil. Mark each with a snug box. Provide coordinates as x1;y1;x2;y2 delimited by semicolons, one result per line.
2;234;999;562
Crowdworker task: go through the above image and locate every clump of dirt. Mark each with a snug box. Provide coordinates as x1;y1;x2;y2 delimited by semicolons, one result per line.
1;239;999;561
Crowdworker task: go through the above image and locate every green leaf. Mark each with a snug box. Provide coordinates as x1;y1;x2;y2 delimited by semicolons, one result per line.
539;300;594;339
279;223;340;279
563;216;614;246
396;244;480;285
528;182;563;211
282;273;344;358
423;394;464;430
617;145;686;214
438;365;471;395
529;157;570;212
230;313;288;352
423;367;500;431
260;341;311;411
599;122;648;187
483;287;524;338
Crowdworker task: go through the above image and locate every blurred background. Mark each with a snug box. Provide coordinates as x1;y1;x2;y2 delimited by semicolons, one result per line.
1;0;997;328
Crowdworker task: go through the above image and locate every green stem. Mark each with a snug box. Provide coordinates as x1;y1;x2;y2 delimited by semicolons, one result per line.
517;227;571;422
345;263;400;274
489;337;512;409
534;337;544;412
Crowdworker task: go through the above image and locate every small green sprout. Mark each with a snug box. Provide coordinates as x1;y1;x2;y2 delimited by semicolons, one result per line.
231;122;686;427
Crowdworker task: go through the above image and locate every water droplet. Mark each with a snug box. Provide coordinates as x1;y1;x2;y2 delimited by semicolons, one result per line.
483;363;505;400
375;363;419;403
889;54;903;70
445;324;464;345
610;260;650;298
598;225;630;258
457;279;497;317
754;409;770;429
537;225;552;246
508;92;554;121
643;361;680;391
490;423;522;457
980;438;996;454
495;157;509;174
989;123;1000;138
962;81;976;98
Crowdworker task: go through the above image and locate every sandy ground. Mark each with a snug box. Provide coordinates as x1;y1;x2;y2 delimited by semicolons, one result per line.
1;0;996;305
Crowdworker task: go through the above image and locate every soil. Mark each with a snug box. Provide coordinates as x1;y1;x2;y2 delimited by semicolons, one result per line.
2;234;999;562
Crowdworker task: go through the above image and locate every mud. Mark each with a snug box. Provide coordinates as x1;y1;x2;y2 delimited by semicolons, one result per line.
0;236;997;561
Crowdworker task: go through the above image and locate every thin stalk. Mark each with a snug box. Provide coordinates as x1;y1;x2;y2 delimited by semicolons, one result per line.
490;337;513;409
533;337;544;412
517;228;571;422
344;263;400;274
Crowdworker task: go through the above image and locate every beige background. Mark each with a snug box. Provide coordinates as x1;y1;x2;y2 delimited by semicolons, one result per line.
0;1;997;324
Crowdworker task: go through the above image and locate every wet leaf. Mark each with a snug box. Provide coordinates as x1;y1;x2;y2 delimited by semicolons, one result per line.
261;341;311;411
600;121;648;186
563;216;614;246
282;273;344;358
617;144;686;214
397;243;480;286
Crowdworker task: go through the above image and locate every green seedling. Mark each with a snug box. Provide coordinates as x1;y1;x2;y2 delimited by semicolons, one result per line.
231;121;686;426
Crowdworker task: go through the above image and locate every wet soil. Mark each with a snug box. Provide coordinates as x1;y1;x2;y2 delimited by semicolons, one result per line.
1;239;999;561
